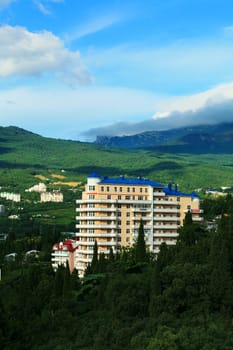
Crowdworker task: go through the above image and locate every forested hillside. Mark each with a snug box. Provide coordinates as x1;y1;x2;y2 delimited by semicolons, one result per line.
0;126;233;192
1;196;233;349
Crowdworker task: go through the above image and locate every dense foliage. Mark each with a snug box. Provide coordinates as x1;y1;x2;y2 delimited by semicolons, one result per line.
1;207;233;349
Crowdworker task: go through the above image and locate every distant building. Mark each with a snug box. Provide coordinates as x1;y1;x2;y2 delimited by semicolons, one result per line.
4;252;17;261
75;173;203;276
40;191;63;203
51;239;78;272
0;192;20;202
25;250;40;259
26;183;47;193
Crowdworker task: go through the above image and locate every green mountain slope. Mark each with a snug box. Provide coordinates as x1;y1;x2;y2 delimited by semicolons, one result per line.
0;126;233;192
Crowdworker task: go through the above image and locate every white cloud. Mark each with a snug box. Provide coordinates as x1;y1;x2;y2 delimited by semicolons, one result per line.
153;81;233;119
34;0;51;15
82;81;233;138
0;25;92;84
67;13;123;42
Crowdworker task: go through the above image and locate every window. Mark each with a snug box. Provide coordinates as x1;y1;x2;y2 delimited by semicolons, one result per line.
88;220;94;225
126;237;130;243
125;195;130;200
117;220;122;226
132;187;135;192
126;221;130;225
88;212;94;216
138;196;143;200
140;188;142;193
118;204;121;208
126;229;130;234
118;229;121;234
88;195;95;199
120;187;122;192
101;186;104;191
127;187;130;192
89;185;95;191
145;188;148;193
88;203;95;208
118;195;121;200
88;237;94;241
107;186;110;192
114;187;117;192
127;204;130;208
88;229;94;233
107;195;111;199
117;237;121;242
126;212;130;217
117;212;121;216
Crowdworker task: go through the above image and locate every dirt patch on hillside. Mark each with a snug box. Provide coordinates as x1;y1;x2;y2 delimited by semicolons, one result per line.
51;174;66;179
34;175;47;180
53;181;81;187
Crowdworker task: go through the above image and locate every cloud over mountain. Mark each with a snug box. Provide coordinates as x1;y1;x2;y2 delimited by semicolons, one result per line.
83;95;233;139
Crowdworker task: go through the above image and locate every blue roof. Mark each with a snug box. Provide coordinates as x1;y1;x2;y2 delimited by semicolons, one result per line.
88;172;101;178
163;187;199;198
100;176;164;188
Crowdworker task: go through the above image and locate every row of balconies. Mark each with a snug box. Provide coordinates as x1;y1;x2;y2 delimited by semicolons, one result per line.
77;199;179;208
76;215;178;221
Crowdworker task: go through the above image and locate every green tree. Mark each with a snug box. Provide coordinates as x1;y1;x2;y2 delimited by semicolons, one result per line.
135;219;147;263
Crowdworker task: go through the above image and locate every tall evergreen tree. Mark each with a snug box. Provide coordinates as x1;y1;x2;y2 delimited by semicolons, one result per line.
135;219;147;263
90;240;98;273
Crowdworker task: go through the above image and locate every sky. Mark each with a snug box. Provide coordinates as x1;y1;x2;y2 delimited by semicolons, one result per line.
0;0;233;141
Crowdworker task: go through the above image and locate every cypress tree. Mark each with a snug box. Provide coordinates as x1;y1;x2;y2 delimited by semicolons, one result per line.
90;240;98;273
135;219;147;263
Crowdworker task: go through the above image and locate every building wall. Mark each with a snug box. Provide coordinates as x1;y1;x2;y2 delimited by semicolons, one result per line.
75;174;202;276
41;191;63;202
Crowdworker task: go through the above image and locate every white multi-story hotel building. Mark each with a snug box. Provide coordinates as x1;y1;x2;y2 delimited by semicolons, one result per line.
75;173;202;276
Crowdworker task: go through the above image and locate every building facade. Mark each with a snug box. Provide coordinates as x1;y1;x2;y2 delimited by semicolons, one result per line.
41;191;63;203
51;239;78;272
75;173;202;276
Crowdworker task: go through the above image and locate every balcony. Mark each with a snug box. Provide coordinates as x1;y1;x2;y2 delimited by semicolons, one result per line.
153;200;178;205
153;224;178;230
76;224;117;229
77;233;116;238
153;233;179;238
78;240;116;247
153;240;176;245
153;208;179;213
76;215;117;221
184;208;204;213
76;207;117;212
153;192;165;197
153;216;178;222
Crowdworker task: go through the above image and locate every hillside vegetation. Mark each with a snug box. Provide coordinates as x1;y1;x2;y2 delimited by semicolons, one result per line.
1;206;233;349
0;126;233;192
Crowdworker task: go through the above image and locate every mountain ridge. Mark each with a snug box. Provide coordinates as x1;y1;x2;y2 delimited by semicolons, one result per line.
95;122;233;152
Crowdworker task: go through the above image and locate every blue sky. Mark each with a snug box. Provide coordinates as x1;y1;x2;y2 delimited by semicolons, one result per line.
0;0;233;140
